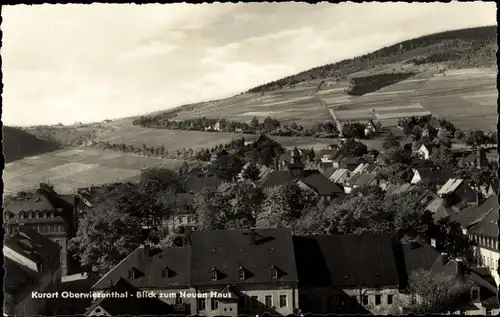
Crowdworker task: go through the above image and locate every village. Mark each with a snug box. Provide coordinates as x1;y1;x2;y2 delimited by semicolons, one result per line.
3;123;499;316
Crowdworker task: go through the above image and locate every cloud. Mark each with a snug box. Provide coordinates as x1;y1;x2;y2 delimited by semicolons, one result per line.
117;40;179;62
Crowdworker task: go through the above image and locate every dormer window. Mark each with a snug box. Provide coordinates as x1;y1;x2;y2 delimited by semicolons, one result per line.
128;268;135;279
19;211;25;219
162;267;170;278
238;267;246;280
210;268;218;281
270;266;278;279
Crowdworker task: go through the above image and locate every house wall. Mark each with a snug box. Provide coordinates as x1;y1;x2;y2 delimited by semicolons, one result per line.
410;172;421;184
194;284;298;317
474;245;500;286
342;286;400;315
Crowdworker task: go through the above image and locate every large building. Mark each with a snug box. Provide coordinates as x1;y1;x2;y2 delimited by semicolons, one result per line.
3;183;79;276
4;229;62;316
89;228;497;315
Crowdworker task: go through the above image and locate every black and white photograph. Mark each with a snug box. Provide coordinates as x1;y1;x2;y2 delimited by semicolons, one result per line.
2;2;498;316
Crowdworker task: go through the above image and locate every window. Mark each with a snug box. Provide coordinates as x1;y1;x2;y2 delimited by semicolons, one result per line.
211;298;219;310
128;269;135;279
387;295;393;305
210;270;217;281
375;295;381;305
175;294;182;305
279;295;287;308
250;296;258;309
162;267;170;278
362;295;369;306
198;298;206;311
270;267;278;279
486;308;492;315
410;295;417;305
265;295;272;307
238;269;245;280
471;289;479;301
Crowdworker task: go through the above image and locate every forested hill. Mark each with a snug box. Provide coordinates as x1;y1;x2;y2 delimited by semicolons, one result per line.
247;25;497;93
3;126;61;163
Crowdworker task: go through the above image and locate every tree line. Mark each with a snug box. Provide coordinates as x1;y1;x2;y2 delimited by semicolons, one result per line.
133;115;341;138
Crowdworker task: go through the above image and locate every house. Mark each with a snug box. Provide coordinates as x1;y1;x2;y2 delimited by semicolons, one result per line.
3;183;79;276
85;278;173;316
4;229;62;317
180;169;225;194
190;228;299;317
343;172;379;194
91;245;193;315
238;163;271;182
56;273;94;315
410;167;454;188
340;156;368;171
438;178;478;205
416;144;436;160
424;197;460;223
163;193;197;233
214;121;222;132
260;148;344;200
449;196;499;286
317;149;339;163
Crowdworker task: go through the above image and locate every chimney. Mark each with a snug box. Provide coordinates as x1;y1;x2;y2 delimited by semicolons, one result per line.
250;228;256;245
439;252;448;266
456;259;465;277
274;156;280;171
143;244;150;258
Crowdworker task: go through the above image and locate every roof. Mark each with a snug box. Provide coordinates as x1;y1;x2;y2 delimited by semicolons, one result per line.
353;172;377;187
4;258;37;301
321;166;337;178
182;173;224;193
438;179;464;196
468;204;498;238
294;234;400;288
413;168;454;185
425;198;458;222
190;228;298;286
450;195;498;229
92;246;191;290
260;170;320;188
4;194;55;214
298;174;344;196
386;183;412;196
4;229;61;273
329;168;350;183
85;278;173;316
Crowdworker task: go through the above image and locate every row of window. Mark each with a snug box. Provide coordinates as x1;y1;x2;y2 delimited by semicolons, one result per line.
480;255;498;271
210;267;278;281
361;294;393;306
198;294;287;311
469;234;498;250
16;210;57;219
5;223;66;234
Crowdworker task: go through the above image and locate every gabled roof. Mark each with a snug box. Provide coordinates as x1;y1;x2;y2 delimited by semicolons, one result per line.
438;179;464;196
297;174;344;196
425;198;459;222
85;278;173;316
354;172;378;187
92;246;191;290
4;229;61;273
386;183;412;196
468;204;498;238
413;168;454;185
329;168;350;183
4;194;55;214
450;196;498;229
321;166;337;178
182;173;224;193
190;228;298;285
294;234;400;288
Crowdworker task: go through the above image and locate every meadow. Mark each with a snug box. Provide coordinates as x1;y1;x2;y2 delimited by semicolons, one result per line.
3;148;199;195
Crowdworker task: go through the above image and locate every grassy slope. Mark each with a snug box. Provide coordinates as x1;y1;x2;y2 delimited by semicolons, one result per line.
11;26;497;150
3;126;61;163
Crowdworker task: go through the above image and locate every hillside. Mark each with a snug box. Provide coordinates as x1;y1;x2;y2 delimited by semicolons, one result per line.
247;26;497;93
3;126;61;163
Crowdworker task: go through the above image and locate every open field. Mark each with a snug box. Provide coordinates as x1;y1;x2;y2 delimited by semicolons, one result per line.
323;68;496;129
3;148;199;195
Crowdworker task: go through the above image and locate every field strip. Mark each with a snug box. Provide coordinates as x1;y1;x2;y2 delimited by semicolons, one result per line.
316;87;346;95
33;163;100;180
370;103;425;112
375;111;431;120
53;149;85;157
364;89;417;96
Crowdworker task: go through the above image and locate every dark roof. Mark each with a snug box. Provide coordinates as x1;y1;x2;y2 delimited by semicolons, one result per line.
450;195;497;229
4;258;37;300
4;229;61;273
92;245;191;290
353;172;377;187
190;228;298;286
298;173;344;196
468;204;498;238
85;278;173;316
4;194;55;213
414;167;454;185
321;167;337;178
294;234;400;288
259;170;319;188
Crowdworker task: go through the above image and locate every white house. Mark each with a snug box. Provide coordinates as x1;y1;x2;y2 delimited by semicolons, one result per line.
416;144;433;160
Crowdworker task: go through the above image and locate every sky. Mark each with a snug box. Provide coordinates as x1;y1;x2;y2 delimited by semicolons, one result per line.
2;2;497;126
